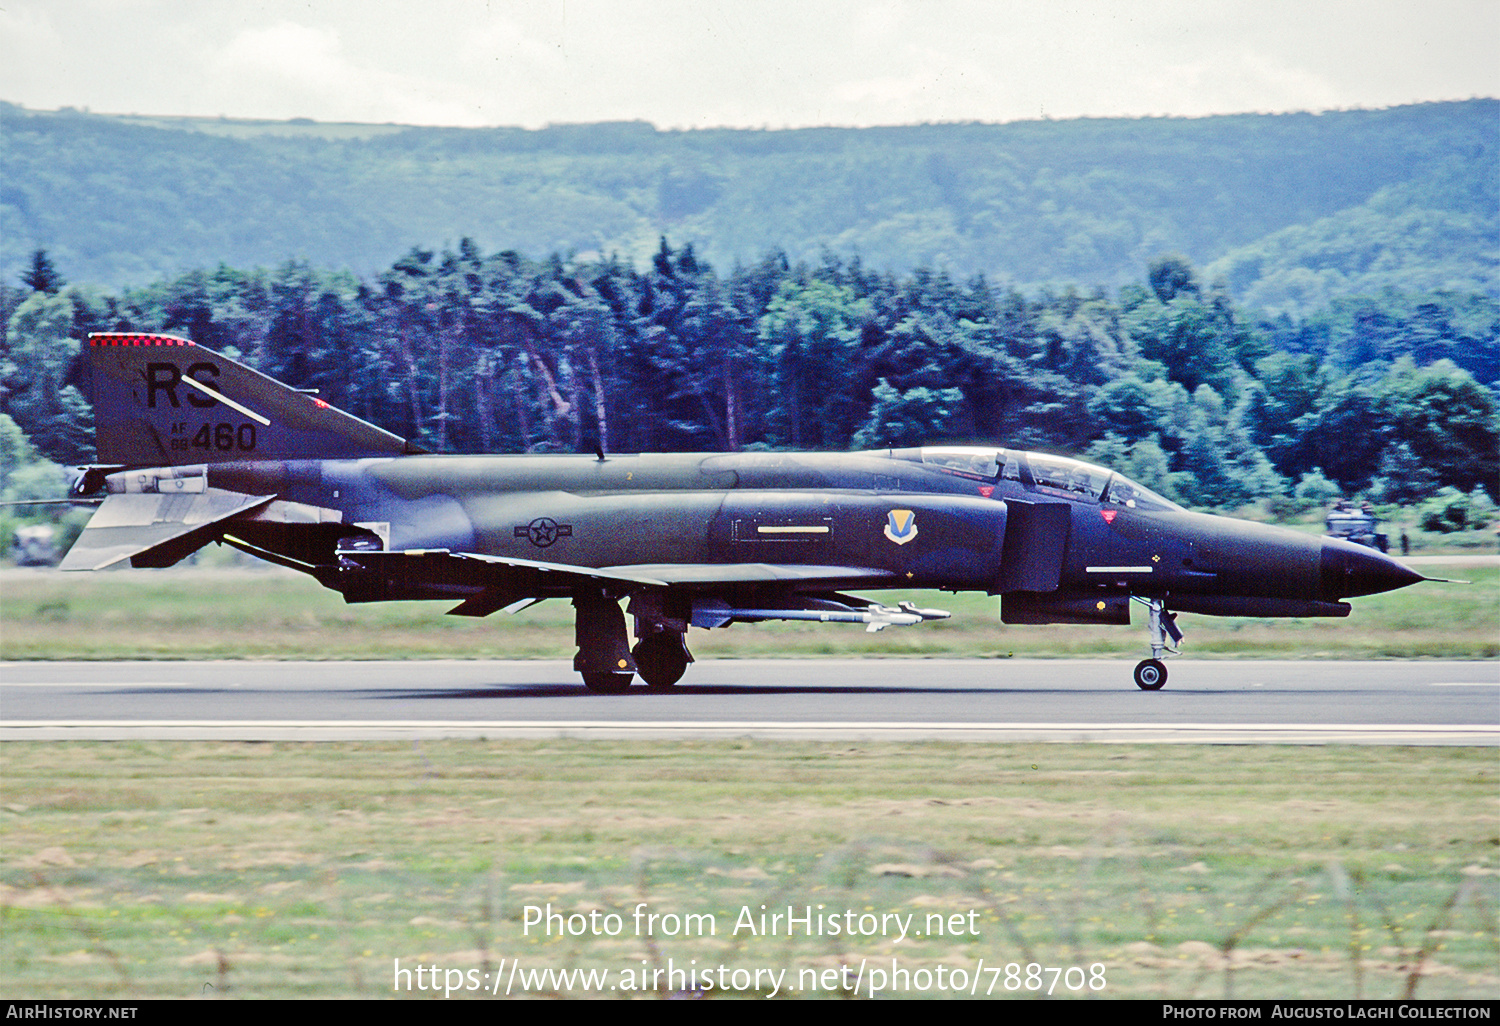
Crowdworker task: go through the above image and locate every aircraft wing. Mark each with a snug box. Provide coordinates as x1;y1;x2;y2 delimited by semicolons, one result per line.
59;489;276;571
423;551;672;586
600;563;895;585
340;549;893;588
328;549;898;617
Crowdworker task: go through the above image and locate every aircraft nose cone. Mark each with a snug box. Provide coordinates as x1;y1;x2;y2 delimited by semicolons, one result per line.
1319;537;1424;599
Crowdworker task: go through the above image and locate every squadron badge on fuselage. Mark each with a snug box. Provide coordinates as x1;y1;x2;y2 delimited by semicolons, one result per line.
884;509;918;545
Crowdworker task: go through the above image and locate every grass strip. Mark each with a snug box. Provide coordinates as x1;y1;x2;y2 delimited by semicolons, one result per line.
2;741;1496;999
2;566;1495;660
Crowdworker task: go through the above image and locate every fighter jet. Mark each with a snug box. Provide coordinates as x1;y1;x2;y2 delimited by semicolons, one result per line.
58;332;1427;691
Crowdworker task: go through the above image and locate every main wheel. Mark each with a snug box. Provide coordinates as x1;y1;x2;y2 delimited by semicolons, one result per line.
582;671;634;694
1133;659;1167;690
633;635;689;690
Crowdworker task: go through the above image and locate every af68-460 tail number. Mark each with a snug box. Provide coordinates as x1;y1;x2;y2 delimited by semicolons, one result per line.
168;422;257;452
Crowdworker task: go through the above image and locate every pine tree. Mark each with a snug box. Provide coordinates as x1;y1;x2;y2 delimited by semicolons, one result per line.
22;250;63;295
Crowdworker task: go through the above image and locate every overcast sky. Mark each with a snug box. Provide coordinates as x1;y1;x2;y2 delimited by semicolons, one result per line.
3;0;1497;129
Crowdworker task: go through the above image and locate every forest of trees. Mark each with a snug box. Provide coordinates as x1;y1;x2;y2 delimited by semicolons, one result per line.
3;241;1495;528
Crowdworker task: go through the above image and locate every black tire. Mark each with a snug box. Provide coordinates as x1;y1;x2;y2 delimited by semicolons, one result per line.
581;672;633;694
1133;659;1167;690
633;635;688;690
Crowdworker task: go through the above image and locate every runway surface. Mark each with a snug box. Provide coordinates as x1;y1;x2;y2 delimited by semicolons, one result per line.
2;659;1495;743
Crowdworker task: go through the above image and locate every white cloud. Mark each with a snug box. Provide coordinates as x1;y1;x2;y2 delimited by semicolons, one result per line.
1117;50;1344;118
0;4;76;110
202;21;480;123
1;0;1494;127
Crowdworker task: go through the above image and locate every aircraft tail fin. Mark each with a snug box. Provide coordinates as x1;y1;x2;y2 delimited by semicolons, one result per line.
86;333;415;466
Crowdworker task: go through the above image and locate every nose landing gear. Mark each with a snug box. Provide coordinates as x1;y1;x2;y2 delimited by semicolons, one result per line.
1131;596;1181;690
1133;658;1167;690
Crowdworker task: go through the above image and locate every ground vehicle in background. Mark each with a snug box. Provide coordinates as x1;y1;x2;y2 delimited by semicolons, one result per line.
10;524;57;566
1325;501;1389;552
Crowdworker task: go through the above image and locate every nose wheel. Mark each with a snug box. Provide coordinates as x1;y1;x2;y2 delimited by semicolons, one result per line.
1133;658;1167;690
1131;596;1181;690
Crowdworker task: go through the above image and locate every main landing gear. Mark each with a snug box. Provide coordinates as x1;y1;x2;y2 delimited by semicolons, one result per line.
573;591;693;693
573;591;635;693
632;630;692;690
1131;596;1182;691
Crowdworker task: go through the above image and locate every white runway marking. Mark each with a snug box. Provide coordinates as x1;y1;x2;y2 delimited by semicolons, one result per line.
2;721;1494;744
2;682;207;687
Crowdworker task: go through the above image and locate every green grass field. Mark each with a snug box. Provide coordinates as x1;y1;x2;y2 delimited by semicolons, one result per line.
2;741;1495;1000
1;562;1495;661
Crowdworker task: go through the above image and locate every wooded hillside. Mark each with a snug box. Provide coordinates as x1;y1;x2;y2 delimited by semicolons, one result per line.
3;101;1494;313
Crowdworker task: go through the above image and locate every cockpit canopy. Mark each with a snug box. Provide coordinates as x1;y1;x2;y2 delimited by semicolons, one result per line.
907;446;1182;512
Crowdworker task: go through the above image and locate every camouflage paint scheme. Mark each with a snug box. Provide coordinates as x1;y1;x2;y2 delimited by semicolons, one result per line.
62;333;1424;691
